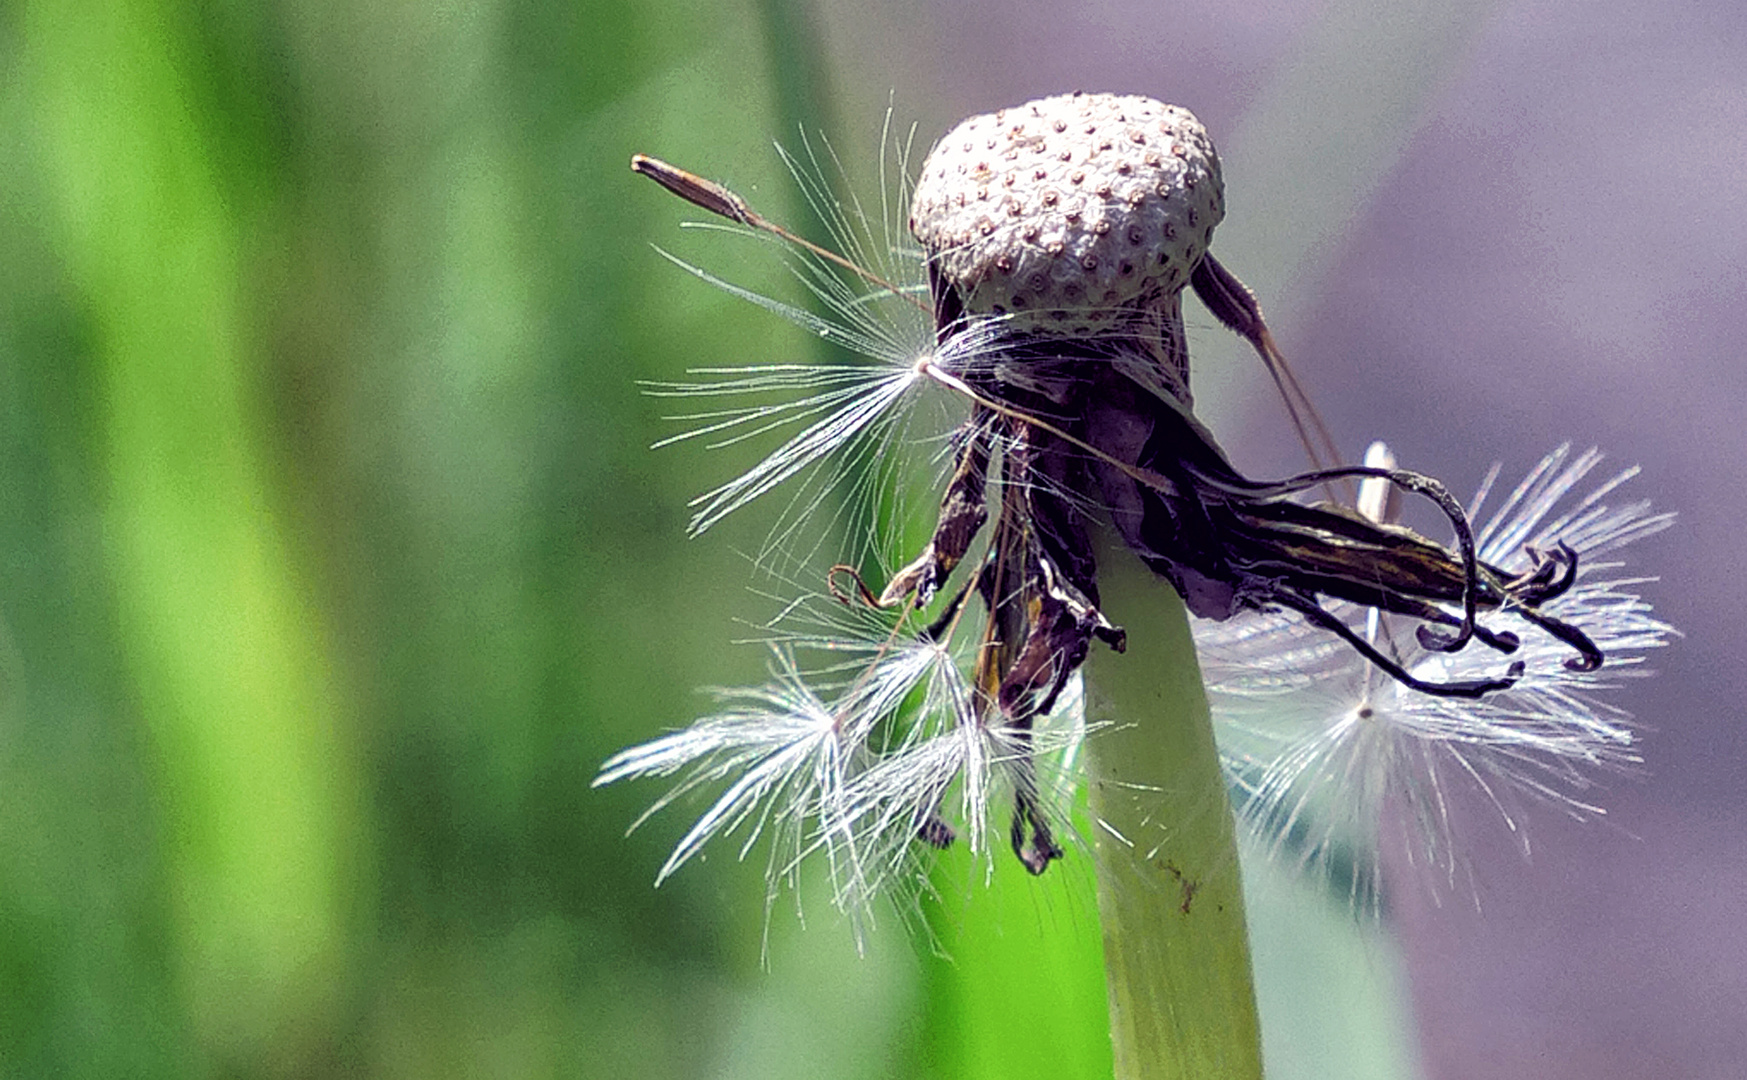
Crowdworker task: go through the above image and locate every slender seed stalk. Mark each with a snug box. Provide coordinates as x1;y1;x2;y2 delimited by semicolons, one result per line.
1084;543;1263;1079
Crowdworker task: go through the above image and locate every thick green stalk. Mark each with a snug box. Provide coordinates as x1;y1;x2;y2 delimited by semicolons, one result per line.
1083;552;1263;1079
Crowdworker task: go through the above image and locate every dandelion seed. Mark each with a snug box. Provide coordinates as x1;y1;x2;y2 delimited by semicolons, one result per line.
631;138;992;572
1200;443;1674;907
593;638;923;942
839;682;1092;897
595;567;1093;942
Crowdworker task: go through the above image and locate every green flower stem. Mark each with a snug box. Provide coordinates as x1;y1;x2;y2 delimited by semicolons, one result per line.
1084;550;1263;1079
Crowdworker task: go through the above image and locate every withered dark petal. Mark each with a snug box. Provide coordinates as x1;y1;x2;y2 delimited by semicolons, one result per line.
883;244;1607;873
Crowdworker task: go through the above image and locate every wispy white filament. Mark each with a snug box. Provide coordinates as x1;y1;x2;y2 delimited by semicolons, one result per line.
1198;445;1674;906
596;577;1094;943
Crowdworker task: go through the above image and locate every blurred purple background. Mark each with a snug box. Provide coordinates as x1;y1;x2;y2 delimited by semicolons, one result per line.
819;0;1747;1075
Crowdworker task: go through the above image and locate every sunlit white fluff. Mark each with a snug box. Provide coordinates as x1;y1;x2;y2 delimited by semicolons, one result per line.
1197;445;1674;907
591;636;942;944
593;649;861;886
837;673;1090;890
596;568;1095;945
639;126;1028;574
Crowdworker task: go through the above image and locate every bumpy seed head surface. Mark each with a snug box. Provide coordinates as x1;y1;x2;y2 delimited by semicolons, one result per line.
910;92;1223;336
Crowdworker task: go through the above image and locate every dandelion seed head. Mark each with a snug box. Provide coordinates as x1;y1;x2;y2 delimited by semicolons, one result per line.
621;96;1673;948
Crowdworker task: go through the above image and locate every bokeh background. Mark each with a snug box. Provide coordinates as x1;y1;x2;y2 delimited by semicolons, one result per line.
1;0;1742;1077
